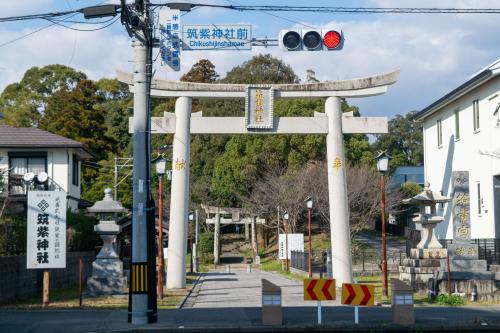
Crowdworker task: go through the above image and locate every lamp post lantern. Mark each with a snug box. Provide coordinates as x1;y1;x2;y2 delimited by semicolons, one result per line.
153;156;167;299
188;212;194;273
375;151;390;297
283;211;290;272
305;196;313;277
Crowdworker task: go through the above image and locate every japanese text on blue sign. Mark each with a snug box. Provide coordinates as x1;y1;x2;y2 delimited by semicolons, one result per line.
159;9;181;71
182;24;252;50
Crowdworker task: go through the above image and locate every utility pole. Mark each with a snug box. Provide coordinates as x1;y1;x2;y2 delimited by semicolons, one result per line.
121;0;157;324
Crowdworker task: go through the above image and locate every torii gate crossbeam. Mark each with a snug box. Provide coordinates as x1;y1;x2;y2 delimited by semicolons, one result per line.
120;69;400;289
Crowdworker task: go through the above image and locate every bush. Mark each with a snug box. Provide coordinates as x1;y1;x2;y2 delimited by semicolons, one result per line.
197;232;214;254
0;215;26;255
67;210;99;251
432;294;465;306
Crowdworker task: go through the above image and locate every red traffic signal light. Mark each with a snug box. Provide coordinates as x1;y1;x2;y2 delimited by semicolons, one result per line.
323;30;342;50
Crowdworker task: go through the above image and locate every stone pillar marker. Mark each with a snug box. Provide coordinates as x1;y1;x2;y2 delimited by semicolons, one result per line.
214;212;221;265
325;96;353;286
166;97;192;289
86;188;128;295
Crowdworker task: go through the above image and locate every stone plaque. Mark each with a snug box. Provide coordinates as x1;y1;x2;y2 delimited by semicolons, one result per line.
245;86;274;129
447;243;479;260
452;171;471;241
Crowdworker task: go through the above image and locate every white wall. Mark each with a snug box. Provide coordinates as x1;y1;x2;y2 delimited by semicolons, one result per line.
0;148;82;211
423;76;500;239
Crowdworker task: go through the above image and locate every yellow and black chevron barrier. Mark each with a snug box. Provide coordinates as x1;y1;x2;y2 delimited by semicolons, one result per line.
131;263;148;294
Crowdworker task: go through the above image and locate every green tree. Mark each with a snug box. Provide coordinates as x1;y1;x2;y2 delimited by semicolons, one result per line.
373;111;423;168
0;65;86;127
40;79;113;160
180;59;219;83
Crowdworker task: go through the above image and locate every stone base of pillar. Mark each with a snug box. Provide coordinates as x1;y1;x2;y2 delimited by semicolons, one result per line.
87;258;126;295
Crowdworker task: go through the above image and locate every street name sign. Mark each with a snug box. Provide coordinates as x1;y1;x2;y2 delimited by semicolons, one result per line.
304;279;336;301
27;191;67;269
341;283;375;306
181;24;252;50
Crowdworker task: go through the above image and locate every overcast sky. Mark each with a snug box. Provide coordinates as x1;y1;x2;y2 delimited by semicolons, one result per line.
0;0;499;118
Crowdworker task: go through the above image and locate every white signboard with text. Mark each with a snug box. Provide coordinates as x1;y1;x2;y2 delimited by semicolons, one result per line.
278;233;304;260
27;191;67;269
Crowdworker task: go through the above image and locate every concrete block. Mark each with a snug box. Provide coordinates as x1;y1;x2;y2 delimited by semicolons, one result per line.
439;259;487;272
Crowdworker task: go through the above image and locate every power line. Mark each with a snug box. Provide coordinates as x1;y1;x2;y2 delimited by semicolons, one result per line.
151;4;500;14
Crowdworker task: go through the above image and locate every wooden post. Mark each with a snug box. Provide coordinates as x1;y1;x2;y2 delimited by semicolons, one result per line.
43;270;49;308
79;259;83;307
446;254;452;295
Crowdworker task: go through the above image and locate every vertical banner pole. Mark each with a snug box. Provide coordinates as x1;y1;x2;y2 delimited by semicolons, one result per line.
354;278;359;324
43;270;49;308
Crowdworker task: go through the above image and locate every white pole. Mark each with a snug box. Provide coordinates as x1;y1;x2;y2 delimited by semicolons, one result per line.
354;278;359;324
130;39;149;324
317;300;322;324
166;97;192;289
325;96;353;286
214;212;220;264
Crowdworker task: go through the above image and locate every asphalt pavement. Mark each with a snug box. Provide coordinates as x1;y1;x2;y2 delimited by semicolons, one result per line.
2;269;500;332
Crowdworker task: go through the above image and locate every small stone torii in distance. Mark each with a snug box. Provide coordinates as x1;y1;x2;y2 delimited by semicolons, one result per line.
119;69;400;289
201;204;265;265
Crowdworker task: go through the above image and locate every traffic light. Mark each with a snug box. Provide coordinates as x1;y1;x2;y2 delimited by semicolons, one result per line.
279;29;344;51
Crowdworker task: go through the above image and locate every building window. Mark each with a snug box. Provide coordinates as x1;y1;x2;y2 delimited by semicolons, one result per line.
477;182;482;215
473;99;480;132
437;119;443;147
72;155;79;186
454;109;460;140
8;153;47;195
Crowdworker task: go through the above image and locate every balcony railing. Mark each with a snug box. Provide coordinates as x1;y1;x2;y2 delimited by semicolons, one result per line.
0;174;61;198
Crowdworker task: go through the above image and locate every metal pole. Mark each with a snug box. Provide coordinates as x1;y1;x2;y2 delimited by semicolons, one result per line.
325;97;353;286
114;157;118;201
380;173;388;297
157;175;164;299
308;207;312;278
277;205;280;247
195;209;199;244
189;218;193;273
285;219;289;272
214;212;220;265
317;300;322;324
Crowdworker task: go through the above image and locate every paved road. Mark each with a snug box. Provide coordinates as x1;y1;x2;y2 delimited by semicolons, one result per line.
186;269;340;308
2;306;500;332
3;271;500;332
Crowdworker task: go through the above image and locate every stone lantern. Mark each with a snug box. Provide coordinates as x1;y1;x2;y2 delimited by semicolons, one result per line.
403;182;451;256
399;182;451;291
86;188;128;295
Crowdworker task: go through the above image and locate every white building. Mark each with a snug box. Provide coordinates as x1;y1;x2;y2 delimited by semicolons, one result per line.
414;59;500;240
0;123;93;212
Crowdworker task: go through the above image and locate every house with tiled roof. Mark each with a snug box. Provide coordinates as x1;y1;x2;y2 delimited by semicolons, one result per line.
0;123;93;213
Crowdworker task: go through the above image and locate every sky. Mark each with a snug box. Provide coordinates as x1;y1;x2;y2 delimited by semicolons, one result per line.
0;0;500;118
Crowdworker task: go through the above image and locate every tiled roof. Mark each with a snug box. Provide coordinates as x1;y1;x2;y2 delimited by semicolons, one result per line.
0;123;91;152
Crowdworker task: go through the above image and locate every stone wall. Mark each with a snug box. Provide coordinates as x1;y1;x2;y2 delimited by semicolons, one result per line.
0;251;94;304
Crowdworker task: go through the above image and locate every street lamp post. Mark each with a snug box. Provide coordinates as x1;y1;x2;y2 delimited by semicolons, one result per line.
283;211;289;272
305;197;313;278
375;151;391;297
188;212;194;273
153;156;167;300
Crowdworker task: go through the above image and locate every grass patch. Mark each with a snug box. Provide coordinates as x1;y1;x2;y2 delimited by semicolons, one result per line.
260;257;306;282
0;273;200;310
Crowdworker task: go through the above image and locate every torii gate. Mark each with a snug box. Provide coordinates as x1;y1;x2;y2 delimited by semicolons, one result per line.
119;69;399;289
201;204;265;264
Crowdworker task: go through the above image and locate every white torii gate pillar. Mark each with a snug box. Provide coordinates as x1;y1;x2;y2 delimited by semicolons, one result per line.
326;97;353;285
166;97;192;289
